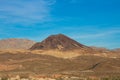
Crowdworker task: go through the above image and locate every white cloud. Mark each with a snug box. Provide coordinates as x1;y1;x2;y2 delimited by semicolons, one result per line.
0;0;56;25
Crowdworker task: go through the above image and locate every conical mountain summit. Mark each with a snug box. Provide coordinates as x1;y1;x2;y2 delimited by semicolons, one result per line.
30;34;88;50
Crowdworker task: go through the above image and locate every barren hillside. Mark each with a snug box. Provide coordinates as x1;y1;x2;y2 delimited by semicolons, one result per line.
0;39;35;49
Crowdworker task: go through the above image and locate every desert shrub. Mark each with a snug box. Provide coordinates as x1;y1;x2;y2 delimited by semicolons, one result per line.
55;77;63;80
1;77;8;80
101;77;109;80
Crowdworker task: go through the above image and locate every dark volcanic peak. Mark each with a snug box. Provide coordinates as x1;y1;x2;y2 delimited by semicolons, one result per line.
30;34;88;50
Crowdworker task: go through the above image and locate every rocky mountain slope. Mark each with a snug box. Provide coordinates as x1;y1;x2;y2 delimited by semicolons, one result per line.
30;34;89;50
0;38;35;49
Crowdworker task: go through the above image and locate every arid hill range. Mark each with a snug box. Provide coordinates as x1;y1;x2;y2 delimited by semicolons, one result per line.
0;34;120;77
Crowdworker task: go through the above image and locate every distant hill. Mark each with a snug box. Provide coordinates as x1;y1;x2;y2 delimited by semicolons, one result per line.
113;48;120;53
0;38;35;49
30;34;89;50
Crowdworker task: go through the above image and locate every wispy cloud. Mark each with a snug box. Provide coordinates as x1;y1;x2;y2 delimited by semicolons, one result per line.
72;28;120;39
0;0;56;25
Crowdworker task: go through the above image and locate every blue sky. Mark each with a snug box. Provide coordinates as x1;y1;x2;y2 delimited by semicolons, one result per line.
0;0;120;49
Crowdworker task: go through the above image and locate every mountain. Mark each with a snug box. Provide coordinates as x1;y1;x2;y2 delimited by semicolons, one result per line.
113;48;120;53
0;38;35;49
0;34;120;77
30;34;89;50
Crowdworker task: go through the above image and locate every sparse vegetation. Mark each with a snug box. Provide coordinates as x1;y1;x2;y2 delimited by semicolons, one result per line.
1;77;8;80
